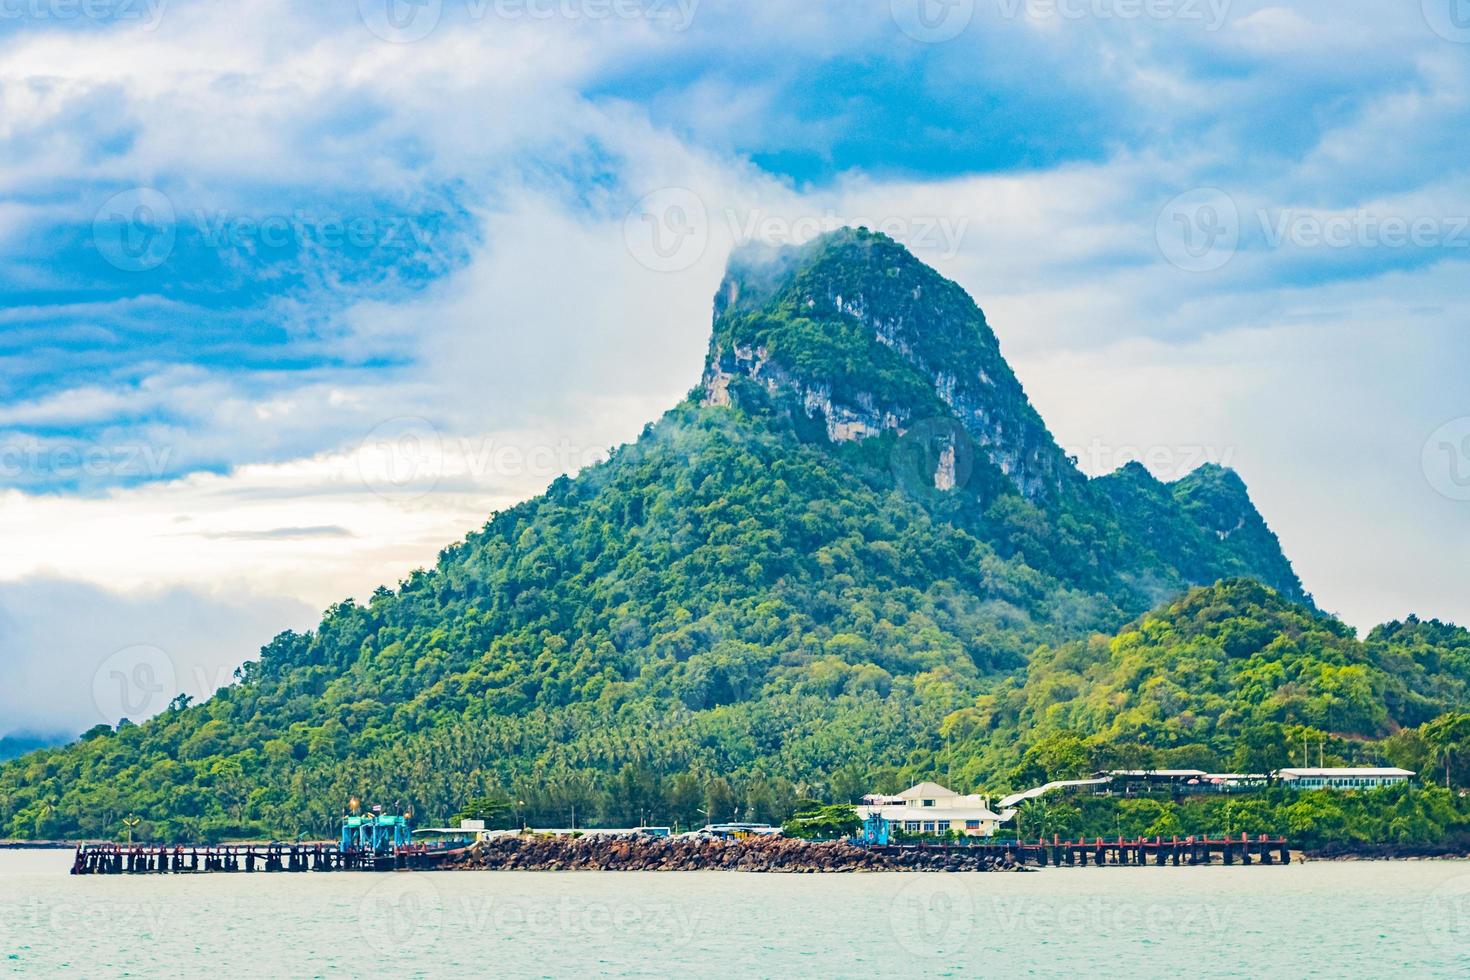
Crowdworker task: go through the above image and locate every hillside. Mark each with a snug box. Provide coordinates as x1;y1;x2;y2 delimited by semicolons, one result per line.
1;229;1319;840
952;580;1470;790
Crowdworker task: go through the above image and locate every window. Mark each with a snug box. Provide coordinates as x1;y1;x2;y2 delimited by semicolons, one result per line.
923;822;937;833
965;820;981;830
905;822;920;831
922;799;935;807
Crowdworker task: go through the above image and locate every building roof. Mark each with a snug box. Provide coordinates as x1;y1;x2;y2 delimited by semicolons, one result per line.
860;804;1006;822
899;781;959;800
1277;767;1415;778
1105;769;1209;778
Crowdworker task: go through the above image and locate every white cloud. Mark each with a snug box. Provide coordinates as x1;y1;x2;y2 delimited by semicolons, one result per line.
0;409;637;604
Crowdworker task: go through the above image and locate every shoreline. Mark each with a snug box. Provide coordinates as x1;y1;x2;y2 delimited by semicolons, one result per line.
18;837;1470;867
1301;844;1470;861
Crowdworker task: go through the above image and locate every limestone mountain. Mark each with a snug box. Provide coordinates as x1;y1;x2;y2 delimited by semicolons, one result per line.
0;229;1316;840
701;229;1306;611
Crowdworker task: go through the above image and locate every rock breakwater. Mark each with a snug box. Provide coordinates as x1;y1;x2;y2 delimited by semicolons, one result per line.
446;834;1026;873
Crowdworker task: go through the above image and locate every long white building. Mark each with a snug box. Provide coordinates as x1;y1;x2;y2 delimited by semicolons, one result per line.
1276;767;1415;790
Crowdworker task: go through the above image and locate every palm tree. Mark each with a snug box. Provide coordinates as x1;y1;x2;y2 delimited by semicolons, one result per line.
1018;797;1081;841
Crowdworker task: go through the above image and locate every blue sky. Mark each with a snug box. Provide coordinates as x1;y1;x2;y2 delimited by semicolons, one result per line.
1;0;1468;735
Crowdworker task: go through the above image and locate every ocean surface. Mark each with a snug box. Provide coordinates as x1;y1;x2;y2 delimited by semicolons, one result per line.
4;849;1470;977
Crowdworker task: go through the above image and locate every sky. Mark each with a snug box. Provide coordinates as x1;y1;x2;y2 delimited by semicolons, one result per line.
1;0;1467;738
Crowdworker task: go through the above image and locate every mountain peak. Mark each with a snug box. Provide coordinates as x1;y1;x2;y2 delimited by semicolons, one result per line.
701;227;1072;500
715;226;889;317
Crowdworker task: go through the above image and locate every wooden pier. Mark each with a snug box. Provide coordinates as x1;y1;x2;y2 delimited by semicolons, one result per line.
70;834;1286;875
70;842;465;875
875;833;1290;867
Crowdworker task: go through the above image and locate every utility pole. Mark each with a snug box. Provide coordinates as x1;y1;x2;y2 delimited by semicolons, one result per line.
946;732;953;788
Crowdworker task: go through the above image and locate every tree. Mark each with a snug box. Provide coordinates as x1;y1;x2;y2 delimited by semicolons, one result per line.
1011;732;1091;786
1230;723;1290;775
1016;797;1082;841
1423;713;1470;788
782;805;859;840
704;778;736;825
455;794;514;828
208;758;250;824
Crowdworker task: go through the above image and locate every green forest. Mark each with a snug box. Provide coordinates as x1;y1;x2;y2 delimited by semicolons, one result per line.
2;229;1464;848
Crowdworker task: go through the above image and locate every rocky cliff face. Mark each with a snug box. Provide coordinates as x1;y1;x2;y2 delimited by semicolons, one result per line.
701;228;1074;501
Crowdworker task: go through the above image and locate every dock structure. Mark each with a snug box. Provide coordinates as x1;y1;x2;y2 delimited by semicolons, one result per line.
70;841;464;875
874;832;1290;867
68;833;1290;874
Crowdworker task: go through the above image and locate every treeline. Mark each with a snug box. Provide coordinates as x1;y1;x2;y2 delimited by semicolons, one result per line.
945;581;1470;793
7;574;1468;845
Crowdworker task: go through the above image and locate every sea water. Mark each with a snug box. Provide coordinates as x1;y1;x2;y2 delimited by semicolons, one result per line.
3;849;1468;977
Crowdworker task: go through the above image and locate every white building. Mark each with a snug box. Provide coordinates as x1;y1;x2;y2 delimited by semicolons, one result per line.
1276;767;1415;790
857;781;1013;837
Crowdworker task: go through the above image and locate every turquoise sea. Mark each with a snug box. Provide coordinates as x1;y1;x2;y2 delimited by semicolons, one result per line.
3;849;1469;976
